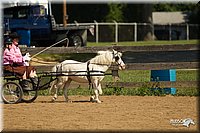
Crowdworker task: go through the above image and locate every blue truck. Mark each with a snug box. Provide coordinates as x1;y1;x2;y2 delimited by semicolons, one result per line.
3;4;93;47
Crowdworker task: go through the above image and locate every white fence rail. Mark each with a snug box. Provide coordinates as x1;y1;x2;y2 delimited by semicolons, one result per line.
66;21;199;43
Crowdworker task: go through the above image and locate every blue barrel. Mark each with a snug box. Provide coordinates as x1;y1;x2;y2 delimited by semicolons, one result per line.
163;88;176;95
151;69;176;81
150;69;176;95
16;30;31;47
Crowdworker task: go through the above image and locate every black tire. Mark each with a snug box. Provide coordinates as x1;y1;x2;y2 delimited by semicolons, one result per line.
2;82;23;104
70;34;83;47
21;80;38;103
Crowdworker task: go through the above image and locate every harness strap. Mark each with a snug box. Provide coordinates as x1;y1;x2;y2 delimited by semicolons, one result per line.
55;64;62;80
87;61;92;89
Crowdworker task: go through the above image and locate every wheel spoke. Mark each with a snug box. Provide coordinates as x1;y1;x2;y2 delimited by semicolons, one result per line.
2;82;23;104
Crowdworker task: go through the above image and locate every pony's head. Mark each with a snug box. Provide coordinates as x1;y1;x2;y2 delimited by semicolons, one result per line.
92;50;125;70
112;49;125;70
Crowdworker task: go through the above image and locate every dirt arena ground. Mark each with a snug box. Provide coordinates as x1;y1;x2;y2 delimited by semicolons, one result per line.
2;95;199;132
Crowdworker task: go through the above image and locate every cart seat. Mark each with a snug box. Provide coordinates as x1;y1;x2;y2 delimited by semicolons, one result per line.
3;70;16;77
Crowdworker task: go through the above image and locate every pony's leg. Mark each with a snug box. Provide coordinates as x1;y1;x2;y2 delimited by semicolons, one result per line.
91;81;102;96
63;79;72;102
49;80;57;101
51;77;64;102
49;80;58;101
52;85;59;101
97;83;102;95
91;80;101;103
50;82;59;102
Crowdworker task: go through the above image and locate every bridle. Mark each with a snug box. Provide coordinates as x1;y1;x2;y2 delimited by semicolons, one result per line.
113;51;123;67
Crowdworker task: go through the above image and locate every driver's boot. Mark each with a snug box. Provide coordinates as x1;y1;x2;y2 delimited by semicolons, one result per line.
20;80;31;90
30;77;38;90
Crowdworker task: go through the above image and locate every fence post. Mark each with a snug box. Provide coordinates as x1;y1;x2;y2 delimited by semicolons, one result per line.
114;21;118;43
186;23;189;40
94;20;99;43
152;23;155;40
169;23;172;41
134;22;137;42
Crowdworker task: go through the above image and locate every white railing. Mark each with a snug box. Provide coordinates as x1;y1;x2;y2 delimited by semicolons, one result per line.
67;21;199;43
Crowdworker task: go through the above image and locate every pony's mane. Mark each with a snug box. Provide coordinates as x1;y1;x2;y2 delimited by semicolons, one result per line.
89;51;113;65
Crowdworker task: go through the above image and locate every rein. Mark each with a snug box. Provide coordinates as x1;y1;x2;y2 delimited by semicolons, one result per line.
88;62;112;66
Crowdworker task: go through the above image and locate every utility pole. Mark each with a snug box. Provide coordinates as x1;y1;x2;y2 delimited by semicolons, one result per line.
63;0;67;27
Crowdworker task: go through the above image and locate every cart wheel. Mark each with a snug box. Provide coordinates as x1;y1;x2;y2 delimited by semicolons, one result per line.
1;82;23;104
21;80;38;103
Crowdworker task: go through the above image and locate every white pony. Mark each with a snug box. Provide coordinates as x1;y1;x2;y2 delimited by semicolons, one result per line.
49;49;125;103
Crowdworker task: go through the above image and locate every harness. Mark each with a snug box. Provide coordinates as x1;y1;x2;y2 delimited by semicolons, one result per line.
86;61;92;89
86;51;123;89
86;51;116;89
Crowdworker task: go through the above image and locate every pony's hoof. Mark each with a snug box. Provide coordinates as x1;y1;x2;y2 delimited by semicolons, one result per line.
90;96;95;102
96;100;102;103
66;99;72;103
90;96;101;103
51;99;55;103
51;97;56;102
90;99;102;103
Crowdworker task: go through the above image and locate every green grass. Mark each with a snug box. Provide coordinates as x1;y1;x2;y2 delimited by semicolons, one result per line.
176;69;199;81
176;88;199;96
37;69;199;96
87;40;199;47
43;86;199;97
102;69;199;82
36;53;96;62
102;70;150;82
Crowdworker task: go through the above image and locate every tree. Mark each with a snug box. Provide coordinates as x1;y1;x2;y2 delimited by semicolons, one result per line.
153;3;197;12
104;4;124;22
123;4;154;40
51;3;109;23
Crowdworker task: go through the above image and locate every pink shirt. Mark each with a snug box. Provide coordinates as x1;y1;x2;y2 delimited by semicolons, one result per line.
3;48;16;65
3;42;24;65
12;43;23;63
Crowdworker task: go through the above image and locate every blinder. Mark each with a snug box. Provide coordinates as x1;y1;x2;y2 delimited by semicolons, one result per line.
115;56;120;61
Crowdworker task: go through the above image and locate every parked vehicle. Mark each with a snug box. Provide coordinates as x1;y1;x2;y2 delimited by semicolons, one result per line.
3;4;94;47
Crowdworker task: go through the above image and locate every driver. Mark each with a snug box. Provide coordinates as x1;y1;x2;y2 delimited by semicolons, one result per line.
3;35;38;90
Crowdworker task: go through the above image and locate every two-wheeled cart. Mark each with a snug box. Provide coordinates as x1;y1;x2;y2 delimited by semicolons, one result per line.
2;70;111;104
